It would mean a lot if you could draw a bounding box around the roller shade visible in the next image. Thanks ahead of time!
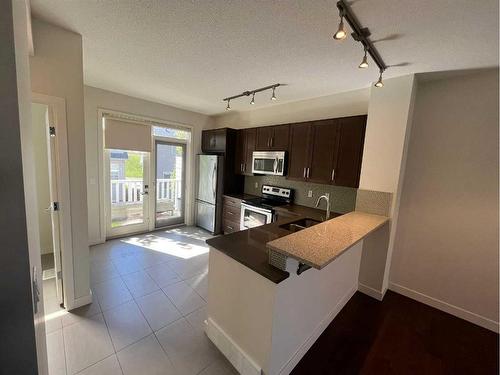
[104,118,151,152]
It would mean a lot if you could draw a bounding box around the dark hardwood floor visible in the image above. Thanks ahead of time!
[291,291,498,375]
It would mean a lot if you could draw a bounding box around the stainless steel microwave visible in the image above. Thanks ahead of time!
[252,151,286,176]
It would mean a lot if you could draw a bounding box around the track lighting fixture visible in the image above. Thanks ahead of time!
[333,13,347,40]
[222,84,280,110]
[334,0,388,87]
[358,47,369,68]
[374,70,384,88]
[271,86,277,101]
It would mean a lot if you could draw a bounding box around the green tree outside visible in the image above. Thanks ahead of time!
[125,154,143,178]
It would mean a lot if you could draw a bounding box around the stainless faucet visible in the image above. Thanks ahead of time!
[315,193,331,220]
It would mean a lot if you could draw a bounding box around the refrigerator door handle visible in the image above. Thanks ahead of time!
[212,164,217,201]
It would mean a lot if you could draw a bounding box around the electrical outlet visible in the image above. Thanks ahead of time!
[307,190,313,198]
[254,182,258,189]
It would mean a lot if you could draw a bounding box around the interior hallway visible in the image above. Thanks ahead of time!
[43,226,236,375]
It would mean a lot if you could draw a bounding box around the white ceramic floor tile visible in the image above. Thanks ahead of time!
[46,330,67,375]
[90,262,120,285]
[76,355,122,375]
[184,271,208,301]
[62,300,102,327]
[117,334,175,375]
[168,256,208,280]
[93,278,133,311]
[63,314,114,375]
[156,318,221,375]
[103,300,152,351]
[162,281,206,316]
[112,256,143,275]
[198,359,238,375]
[185,306,207,333]
[145,263,180,288]
[121,271,159,298]
[135,290,181,332]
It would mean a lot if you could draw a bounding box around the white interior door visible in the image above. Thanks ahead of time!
[105,149,150,238]
[45,106,64,305]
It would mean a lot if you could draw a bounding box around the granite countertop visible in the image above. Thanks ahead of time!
[267,211,389,269]
[206,203,337,283]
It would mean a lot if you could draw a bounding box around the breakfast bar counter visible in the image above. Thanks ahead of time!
[205,207,389,375]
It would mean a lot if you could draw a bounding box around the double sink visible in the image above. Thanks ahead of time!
[279,218,321,233]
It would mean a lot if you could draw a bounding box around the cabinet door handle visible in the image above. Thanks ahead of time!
[303,167,307,178]
[271,137,274,147]
[227,225,233,230]
[243,163,246,172]
[306,167,310,179]
[331,169,335,181]
[267,137,270,148]
[227,211,234,215]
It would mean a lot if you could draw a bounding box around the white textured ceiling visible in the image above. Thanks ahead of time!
[31,0,499,115]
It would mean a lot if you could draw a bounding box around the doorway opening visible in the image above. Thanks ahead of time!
[31,102,64,308]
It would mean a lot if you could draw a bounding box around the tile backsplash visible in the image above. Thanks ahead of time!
[244,175,357,214]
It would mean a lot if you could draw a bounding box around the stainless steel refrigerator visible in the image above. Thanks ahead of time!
[196,154,224,234]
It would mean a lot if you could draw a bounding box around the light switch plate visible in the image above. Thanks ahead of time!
[308,190,313,198]
[254,182,258,189]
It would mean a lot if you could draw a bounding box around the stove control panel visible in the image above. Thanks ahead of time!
[262,185,292,199]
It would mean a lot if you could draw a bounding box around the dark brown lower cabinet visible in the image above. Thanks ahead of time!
[222,195,242,234]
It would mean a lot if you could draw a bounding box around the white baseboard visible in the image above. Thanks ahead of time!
[389,282,499,333]
[278,284,358,375]
[358,282,386,301]
[66,290,93,311]
[206,317,262,375]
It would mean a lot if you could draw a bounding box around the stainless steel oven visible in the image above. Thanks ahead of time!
[240,203,273,230]
[252,151,286,176]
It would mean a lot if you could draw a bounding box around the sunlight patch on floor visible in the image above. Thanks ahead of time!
[121,234,209,259]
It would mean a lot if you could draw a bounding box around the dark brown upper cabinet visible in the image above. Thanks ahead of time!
[234,128,256,175]
[287,122,313,180]
[286,115,366,188]
[202,128,227,153]
[334,116,366,188]
[255,124,289,151]
[307,119,339,184]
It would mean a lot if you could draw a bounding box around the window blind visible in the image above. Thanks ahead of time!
[104,117,151,152]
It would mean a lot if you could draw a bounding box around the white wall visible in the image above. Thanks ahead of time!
[31,103,53,255]
[389,69,499,331]
[84,86,214,244]
[11,0,48,372]
[30,19,90,301]
[212,88,369,128]
[359,75,417,193]
[357,75,417,294]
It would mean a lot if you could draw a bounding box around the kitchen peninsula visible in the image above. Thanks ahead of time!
[205,208,388,375]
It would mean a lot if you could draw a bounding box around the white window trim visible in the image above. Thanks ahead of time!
[96,108,194,242]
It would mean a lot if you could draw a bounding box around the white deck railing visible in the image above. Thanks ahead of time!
[111,178,181,206]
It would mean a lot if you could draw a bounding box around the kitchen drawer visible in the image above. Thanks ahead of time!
[222,219,240,234]
[223,204,241,220]
[223,195,242,208]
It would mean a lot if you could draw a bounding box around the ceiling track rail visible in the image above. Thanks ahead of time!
[336,0,387,72]
[223,83,280,102]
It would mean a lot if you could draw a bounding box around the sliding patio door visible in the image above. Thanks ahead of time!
[105,149,150,237]
[154,140,186,227]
